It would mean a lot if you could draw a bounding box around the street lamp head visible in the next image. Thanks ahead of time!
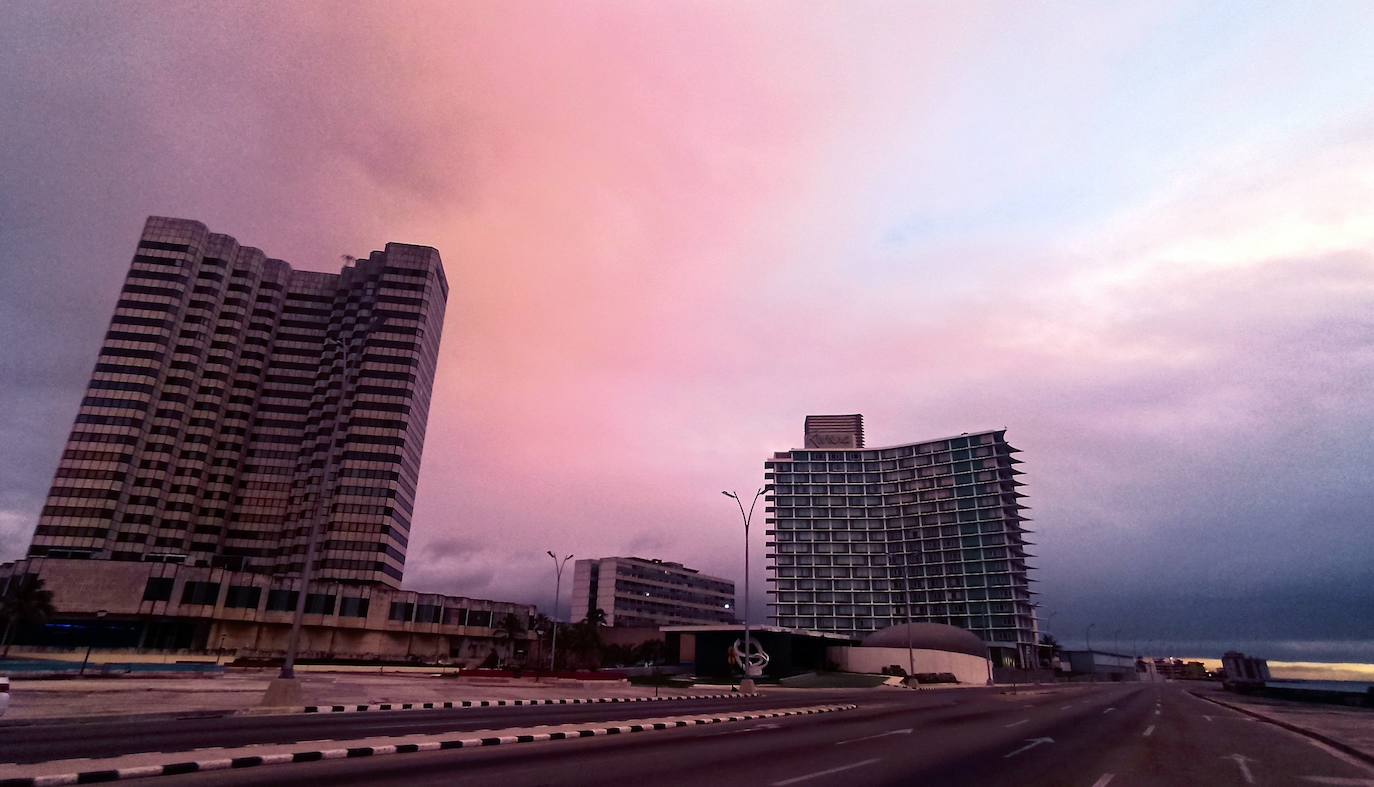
[722,491,737,499]
[547,550,556,559]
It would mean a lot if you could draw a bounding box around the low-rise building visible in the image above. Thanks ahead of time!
[569,557,736,627]
[1,557,532,666]
[1221,651,1271,686]
[1062,649,1138,681]
[1153,658,1209,680]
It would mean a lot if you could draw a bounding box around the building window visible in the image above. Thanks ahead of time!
[388,602,414,622]
[466,610,492,628]
[442,607,467,625]
[142,577,174,602]
[415,604,441,623]
[266,589,299,611]
[180,581,221,605]
[305,593,335,615]
[225,586,262,609]
[339,597,369,618]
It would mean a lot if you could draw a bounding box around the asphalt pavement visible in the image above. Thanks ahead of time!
[0,690,890,764]
[131,683,1374,787]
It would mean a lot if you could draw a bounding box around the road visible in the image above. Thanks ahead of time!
[0,691,885,764]
[6,684,1373,786]
[150,683,1374,786]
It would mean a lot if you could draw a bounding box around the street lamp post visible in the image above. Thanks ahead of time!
[279,337,350,682]
[723,489,763,691]
[547,551,572,672]
[266,318,383,705]
[902,535,917,681]
[80,610,108,676]
[1086,623,1096,682]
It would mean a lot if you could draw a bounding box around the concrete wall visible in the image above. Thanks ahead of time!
[827,646,990,685]
[1,558,533,665]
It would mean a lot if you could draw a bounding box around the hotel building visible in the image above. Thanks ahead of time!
[5,217,533,663]
[569,557,737,627]
[765,415,1038,667]
[28,216,445,587]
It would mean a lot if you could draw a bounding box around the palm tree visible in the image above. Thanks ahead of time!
[529,613,553,667]
[583,607,607,627]
[493,612,527,665]
[634,639,666,666]
[1,575,57,658]
[1039,634,1062,669]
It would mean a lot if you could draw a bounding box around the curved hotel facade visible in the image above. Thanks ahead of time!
[765,415,1038,667]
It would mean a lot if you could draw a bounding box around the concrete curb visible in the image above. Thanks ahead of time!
[0,692,754,727]
[0,703,857,787]
[1190,691,1374,766]
[280,691,752,715]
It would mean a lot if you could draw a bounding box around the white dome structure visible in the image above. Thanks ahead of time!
[826,623,991,684]
[861,623,989,658]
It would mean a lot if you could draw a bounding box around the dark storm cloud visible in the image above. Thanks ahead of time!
[3,1,1373,666]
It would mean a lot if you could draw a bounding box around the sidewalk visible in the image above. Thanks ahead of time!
[1190,684,1374,764]
[0,671,743,723]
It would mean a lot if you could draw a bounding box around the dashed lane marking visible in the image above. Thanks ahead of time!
[1091,775,1116,787]
[1102,707,1116,714]
[1004,719,1029,728]
[1143,725,1156,737]
[771,758,882,786]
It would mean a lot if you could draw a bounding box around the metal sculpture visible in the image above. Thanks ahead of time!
[730,637,770,677]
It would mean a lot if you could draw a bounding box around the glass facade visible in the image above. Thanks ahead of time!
[28,217,448,588]
[765,421,1038,666]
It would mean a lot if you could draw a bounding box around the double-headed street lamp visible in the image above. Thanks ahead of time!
[547,551,573,671]
[722,489,763,688]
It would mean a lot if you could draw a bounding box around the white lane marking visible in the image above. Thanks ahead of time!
[1203,715,1214,722]
[1091,775,1116,787]
[1102,707,1116,714]
[1301,778,1374,785]
[1003,737,1054,759]
[1225,754,1257,785]
[836,728,913,745]
[771,758,882,786]
[705,722,782,738]
[1304,737,1374,777]
[1004,719,1029,728]
[1143,725,1156,737]
[1060,705,1073,710]
[1155,708,1162,715]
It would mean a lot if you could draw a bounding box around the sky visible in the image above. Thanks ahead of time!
[2,2,1372,665]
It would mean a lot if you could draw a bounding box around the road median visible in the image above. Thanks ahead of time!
[0,703,856,786]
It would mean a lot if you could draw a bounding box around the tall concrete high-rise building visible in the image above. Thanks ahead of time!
[28,217,447,588]
[765,415,1038,667]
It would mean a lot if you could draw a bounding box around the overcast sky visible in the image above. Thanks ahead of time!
[2,2,1372,664]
